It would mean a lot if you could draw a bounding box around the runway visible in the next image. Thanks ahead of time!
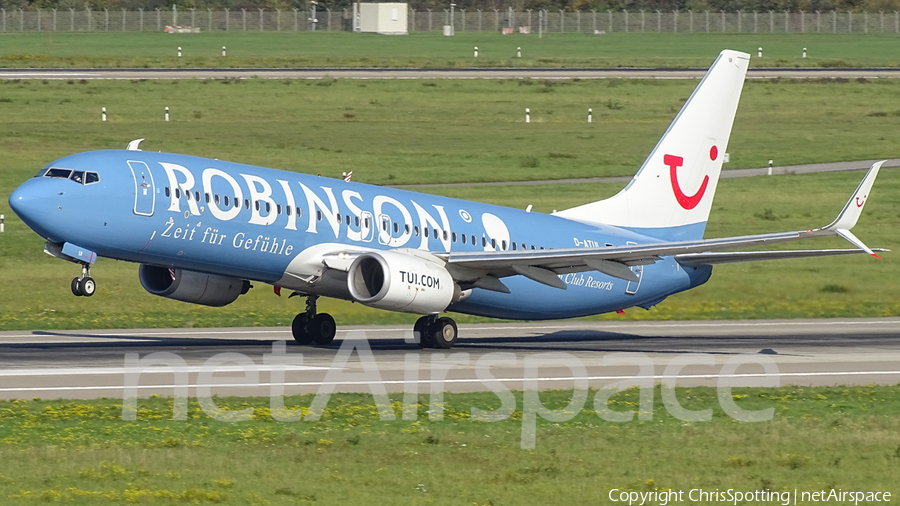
[2,67,900,80]
[1,318,899,400]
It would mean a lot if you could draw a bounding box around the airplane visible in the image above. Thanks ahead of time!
[8,49,887,349]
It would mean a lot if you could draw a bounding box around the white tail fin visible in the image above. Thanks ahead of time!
[555,50,750,240]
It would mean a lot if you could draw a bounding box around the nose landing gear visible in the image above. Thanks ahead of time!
[71,263,96,297]
[291,295,336,346]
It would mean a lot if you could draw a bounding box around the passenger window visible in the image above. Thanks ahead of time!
[471,235,476,245]
[224,196,229,207]
[462,234,467,245]
[195,191,200,202]
[354,216,359,227]
[175,188,182,199]
[405,224,410,234]
[165,187,171,197]
[245,199,250,210]
[286,206,292,216]
[414,226,420,236]
[492,238,497,249]
[317,210,322,221]
[336,213,342,223]
[296,208,302,218]
[277,204,283,215]
[265,202,271,213]
[346,215,351,226]
[512,242,517,251]
[234,197,240,208]
[204,193,210,203]
[214,194,220,205]
[364,217,369,227]
[531,245,536,250]
[255,201,260,211]
[424,228,429,238]
[482,237,487,247]
[382,220,388,231]
[393,222,399,234]
[452,232,457,242]
[501,240,507,250]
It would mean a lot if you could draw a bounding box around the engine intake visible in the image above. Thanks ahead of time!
[347,250,456,314]
[139,264,249,307]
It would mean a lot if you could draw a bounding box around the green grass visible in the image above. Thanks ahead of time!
[1,78,899,329]
[0,386,899,504]
[3,31,900,68]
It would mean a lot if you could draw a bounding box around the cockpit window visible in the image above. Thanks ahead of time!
[40,168,100,185]
[44,168,73,179]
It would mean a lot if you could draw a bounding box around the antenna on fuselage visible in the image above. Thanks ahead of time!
[126,139,145,151]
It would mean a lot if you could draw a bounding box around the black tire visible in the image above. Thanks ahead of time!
[430,317,458,349]
[291,314,313,345]
[71,278,83,297]
[79,277,96,297]
[414,316,432,348]
[310,313,337,345]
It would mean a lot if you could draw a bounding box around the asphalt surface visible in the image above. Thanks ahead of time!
[2,67,900,80]
[1,318,899,400]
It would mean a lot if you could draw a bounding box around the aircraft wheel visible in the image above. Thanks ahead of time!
[71,278,83,297]
[291,314,313,345]
[430,317,458,350]
[78,277,96,297]
[310,313,336,346]
[415,316,434,348]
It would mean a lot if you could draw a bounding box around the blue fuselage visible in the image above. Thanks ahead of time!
[10,150,712,320]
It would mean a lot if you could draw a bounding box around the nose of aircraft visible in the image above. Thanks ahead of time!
[9,180,51,238]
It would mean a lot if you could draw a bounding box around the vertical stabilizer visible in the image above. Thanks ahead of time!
[554,50,750,240]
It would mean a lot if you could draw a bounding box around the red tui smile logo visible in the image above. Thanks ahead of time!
[665,153,709,210]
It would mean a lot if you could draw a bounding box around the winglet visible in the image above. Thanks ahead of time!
[126,139,145,151]
[824,160,883,232]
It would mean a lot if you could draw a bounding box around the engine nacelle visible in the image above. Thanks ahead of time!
[347,250,456,314]
[139,264,248,307]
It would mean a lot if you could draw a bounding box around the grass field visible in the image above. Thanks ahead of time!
[1,77,899,329]
[2,31,900,68]
[0,385,898,504]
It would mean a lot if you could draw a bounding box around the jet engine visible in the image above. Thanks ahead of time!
[347,250,457,314]
[139,264,249,307]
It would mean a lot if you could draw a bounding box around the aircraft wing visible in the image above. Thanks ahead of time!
[440,161,886,292]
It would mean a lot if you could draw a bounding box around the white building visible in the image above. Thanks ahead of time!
[353,3,408,34]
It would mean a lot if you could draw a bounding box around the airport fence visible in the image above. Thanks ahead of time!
[1,8,899,34]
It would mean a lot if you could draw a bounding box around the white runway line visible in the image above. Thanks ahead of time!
[2,370,899,393]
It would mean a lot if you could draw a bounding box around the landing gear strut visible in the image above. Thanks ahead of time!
[291,295,336,346]
[70,263,96,297]
[415,315,458,349]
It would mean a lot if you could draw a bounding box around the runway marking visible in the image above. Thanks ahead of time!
[0,365,329,377]
[1,370,899,393]
[2,319,898,340]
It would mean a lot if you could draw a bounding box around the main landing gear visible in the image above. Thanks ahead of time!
[414,315,458,349]
[291,295,336,346]
[70,263,96,297]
